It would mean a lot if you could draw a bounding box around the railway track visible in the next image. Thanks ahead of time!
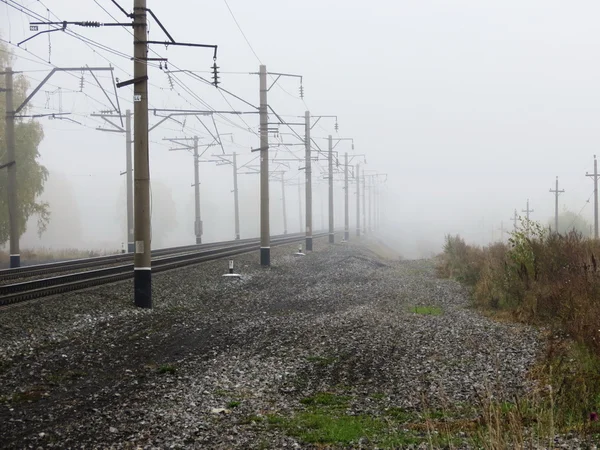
[0,233,321,308]
[0,234,301,282]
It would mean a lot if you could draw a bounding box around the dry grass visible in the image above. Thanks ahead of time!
[438,228,600,441]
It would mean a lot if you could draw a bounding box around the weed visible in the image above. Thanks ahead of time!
[300,392,350,408]
[227,400,240,409]
[157,364,177,375]
[411,305,442,315]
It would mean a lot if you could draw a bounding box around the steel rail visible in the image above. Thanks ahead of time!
[0,233,326,308]
[0,233,306,281]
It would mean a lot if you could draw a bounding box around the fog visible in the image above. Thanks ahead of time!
[4,0,600,259]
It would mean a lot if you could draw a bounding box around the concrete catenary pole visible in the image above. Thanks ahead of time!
[125,110,134,253]
[4,68,19,268]
[586,155,599,239]
[193,136,202,244]
[281,173,288,235]
[304,111,312,250]
[328,135,334,243]
[362,174,367,235]
[297,181,303,233]
[356,163,360,237]
[368,177,372,233]
[549,176,564,234]
[344,152,349,241]
[259,65,270,265]
[133,0,152,308]
[232,152,240,240]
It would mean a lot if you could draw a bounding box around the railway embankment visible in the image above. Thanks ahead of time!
[1,238,585,448]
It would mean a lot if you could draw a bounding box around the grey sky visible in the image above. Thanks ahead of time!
[2,1,600,255]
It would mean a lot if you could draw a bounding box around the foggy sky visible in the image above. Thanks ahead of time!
[3,1,600,257]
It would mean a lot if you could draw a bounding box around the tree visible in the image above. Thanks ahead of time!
[0,40,49,245]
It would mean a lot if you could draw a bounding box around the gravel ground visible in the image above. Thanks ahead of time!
[0,238,592,449]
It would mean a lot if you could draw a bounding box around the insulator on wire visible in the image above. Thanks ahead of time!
[79,73,84,92]
[334,122,339,132]
[299,84,304,99]
[212,62,220,87]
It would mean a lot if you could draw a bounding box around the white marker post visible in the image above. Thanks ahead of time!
[222,259,241,279]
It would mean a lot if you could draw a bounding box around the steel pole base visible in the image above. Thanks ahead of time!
[134,269,152,308]
[306,236,313,251]
[235,234,240,240]
[356,229,361,237]
[127,242,135,253]
[260,247,270,266]
[329,233,334,244]
[344,231,349,241]
[9,254,20,268]
[196,237,202,245]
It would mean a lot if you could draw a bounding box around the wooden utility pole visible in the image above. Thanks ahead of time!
[586,155,599,239]
[522,199,534,236]
[549,176,564,234]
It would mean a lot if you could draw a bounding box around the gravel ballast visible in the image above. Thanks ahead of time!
[0,238,552,448]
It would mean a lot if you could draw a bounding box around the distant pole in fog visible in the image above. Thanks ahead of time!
[304,111,313,250]
[233,152,240,240]
[522,199,534,236]
[549,176,564,235]
[281,173,288,235]
[297,181,303,233]
[90,109,134,252]
[344,152,349,241]
[586,155,599,239]
[328,135,334,243]
[193,137,202,244]
[511,209,518,231]
[356,163,361,237]
[362,174,367,235]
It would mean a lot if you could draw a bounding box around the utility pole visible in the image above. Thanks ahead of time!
[549,176,564,234]
[328,135,334,243]
[586,155,599,239]
[125,110,133,252]
[522,199,534,236]
[281,173,288,235]
[362,174,367,235]
[233,152,240,240]
[356,163,361,237]
[297,181,303,233]
[510,210,517,232]
[133,0,151,307]
[193,137,202,244]
[344,152,349,241]
[92,109,134,252]
[305,111,313,250]
[4,68,18,268]
[259,65,270,265]
[368,177,372,232]
[163,136,204,244]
